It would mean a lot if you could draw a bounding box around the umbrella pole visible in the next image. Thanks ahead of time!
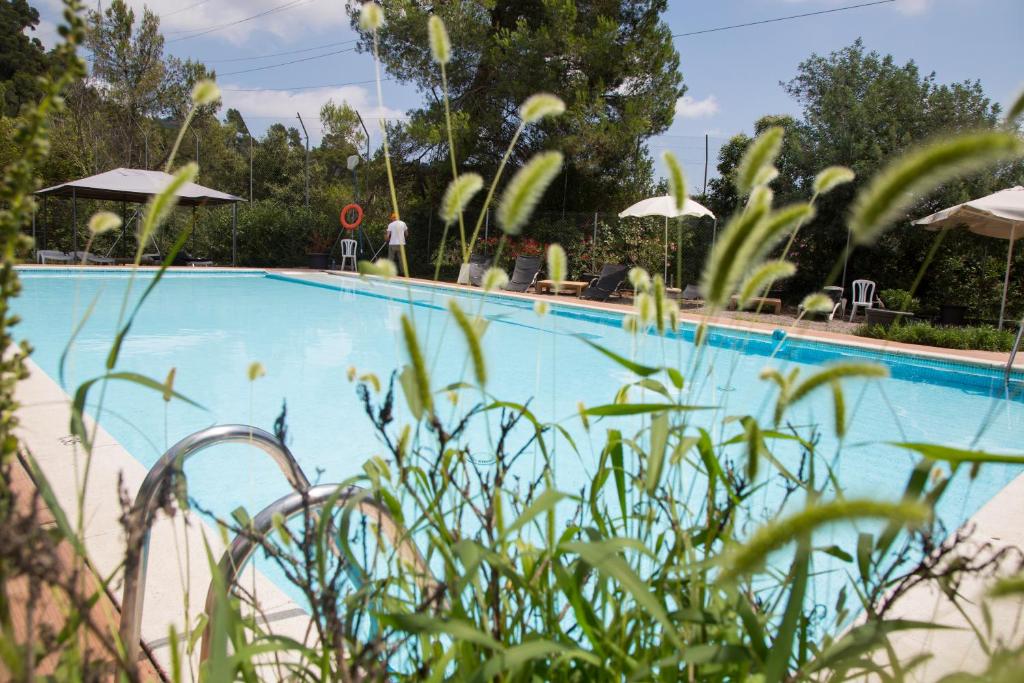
[72,187,77,258]
[664,216,669,284]
[841,226,852,294]
[999,231,1015,330]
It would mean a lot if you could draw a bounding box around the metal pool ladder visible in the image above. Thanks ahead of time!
[1007,321,1023,383]
[118,424,426,669]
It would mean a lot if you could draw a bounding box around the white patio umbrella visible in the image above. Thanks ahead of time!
[913,186,1024,329]
[618,195,716,285]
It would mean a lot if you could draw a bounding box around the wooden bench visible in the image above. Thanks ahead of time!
[729,295,783,314]
[536,279,589,296]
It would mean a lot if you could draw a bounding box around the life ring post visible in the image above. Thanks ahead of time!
[340,203,364,230]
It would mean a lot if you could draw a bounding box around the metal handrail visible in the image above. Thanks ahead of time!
[199,483,433,663]
[1007,320,1024,382]
[120,425,311,666]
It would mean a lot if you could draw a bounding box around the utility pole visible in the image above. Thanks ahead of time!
[237,113,254,202]
[703,133,709,197]
[134,119,150,169]
[190,128,199,169]
[296,112,310,208]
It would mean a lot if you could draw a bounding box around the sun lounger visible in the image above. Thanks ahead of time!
[581,264,628,301]
[503,255,542,292]
[467,254,492,287]
[36,250,73,264]
[72,251,117,265]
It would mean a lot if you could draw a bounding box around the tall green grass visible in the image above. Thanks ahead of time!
[1,3,1024,682]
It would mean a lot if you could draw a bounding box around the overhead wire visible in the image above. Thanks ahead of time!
[221,78,393,92]
[204,39,357,64]
[672,0,896,38]
[166,0,316,42]
[161,0,212,19]
[216,47,356,77]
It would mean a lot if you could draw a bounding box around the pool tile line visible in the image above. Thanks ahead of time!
[272,271,1024,397]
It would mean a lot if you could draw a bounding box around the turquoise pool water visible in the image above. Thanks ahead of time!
[14,268,1024,604]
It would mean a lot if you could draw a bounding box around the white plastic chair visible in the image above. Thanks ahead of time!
[848,279,876,321]
[340,239,357,271]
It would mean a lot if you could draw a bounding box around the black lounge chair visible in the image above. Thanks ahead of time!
[467,254,492,287]
[171,249,214,267]
[581,263,628,301]
[504,255,542,292]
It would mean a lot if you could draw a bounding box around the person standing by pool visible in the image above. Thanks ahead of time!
[385,212,409,275]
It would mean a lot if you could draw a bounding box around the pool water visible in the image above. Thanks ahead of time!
[15,269,1024,608]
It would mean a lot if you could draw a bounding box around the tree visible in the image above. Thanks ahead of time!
[0,0,50,116]
[87,1,165,119]
[349,0,683,212]
[318,99,365,181]
[708,39,1024,318]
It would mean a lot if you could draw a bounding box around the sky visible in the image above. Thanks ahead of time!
[28,0,1024,192]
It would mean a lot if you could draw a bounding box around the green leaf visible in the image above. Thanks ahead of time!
[578,336,659,376]
[849,131,1024,244]
[608,429,627,524]
[564,539,682,648]
[583,403,712,417]
[764,537,811,683]
[891,442,1024,466]
[59,292,98,387]
[808,620,954,673]
[645,412,668,494]
[379,613,502,651]
[399,365,424,420]
[665,367,684,389]
[475,641,598,682]
[501,489,567,542]
[820,545,853,562]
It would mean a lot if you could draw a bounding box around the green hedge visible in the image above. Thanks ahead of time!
[854,321,1016,352]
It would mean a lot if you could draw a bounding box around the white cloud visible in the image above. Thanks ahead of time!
[893,0,932,15]
[674,94,719,120]
[780,0,930,16]
[149,0,354,46]
[219,83,405,145]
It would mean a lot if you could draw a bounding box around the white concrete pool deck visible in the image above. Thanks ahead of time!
[15,359,315,679]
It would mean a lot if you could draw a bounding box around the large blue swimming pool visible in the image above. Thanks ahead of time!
[15,268,1024,606]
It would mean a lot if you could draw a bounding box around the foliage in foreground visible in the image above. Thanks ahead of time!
[855,320,1017,352]
[2,3,1024,683]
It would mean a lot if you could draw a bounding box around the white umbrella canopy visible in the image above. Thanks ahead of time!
[913,186,1024,328]
[618,195,716,285]
[618,195,716,220]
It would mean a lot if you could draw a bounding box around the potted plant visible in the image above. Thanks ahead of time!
[866,288,920,328]
[307,227,336,269]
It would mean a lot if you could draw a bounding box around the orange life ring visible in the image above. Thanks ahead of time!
[340,203,363,230]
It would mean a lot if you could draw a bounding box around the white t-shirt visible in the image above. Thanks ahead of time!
[387,220,408,246]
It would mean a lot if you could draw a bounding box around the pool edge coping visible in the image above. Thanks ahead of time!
[280,269,1024,378]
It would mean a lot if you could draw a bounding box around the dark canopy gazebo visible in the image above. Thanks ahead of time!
[35,167,246,264]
